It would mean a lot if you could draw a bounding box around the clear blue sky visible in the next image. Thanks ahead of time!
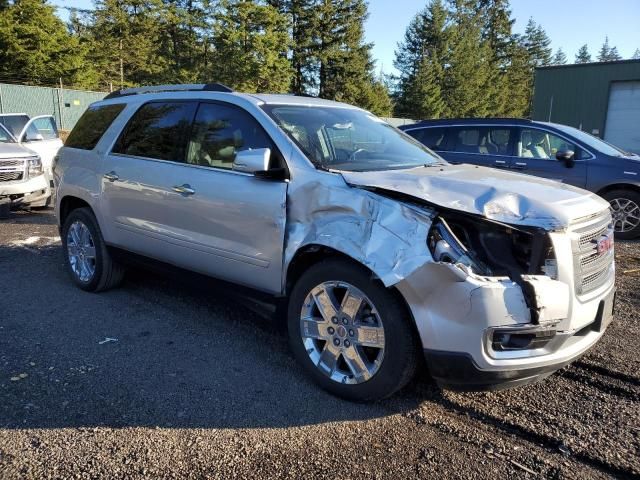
[53,0,640,75]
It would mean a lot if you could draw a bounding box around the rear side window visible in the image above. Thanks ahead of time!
[450,127,512,155]
[66,104,126,150]
[113,102,197,162]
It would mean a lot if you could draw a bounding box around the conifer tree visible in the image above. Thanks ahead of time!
[210,0,291,93]
[575,44,591,63]
[551,48,567,65]
[633,48,640,60]
[523,18,552,67]
[0,0,92,86]
[598,37,622,62]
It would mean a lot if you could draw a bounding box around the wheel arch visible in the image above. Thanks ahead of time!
[285,243,422,345]
[58,195,93,226]
[596,183,640,198]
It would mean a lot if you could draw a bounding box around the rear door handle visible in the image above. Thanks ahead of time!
[512,162,528,169]
[172,184,196,196]
[104,171,119,182]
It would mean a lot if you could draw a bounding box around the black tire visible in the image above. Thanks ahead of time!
[603,189,640,240]
[61,207,125,292]
[287,259,420,401]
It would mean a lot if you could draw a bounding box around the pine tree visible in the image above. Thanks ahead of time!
[575,44,591,63]
[598,36,622,62]
[156,0,209,83]
[501,35,531,117]
[0,0,93,87]
[633,48,640,60]
[393,0,449,118]
[210,0,291,93]
[88,0,167,89]
[267,0,316,94]
[551,48,567,65]
[443,0,494,117]
[523,18,551,67]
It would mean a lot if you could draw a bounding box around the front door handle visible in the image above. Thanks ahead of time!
[172,184,196,196]
[104,171,119,182]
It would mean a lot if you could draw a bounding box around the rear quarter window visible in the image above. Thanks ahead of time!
[65,104,126,150]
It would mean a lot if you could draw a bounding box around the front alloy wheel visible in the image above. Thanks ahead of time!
[300,281,385,385]
[288,260,419,401]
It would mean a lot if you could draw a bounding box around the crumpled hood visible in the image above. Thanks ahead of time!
[341,163,609,230]
[0,143,35,159]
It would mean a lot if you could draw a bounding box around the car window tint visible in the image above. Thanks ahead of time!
[518,128,577,160]
[113,102,197,162]
[186,103,274,170]
[487,128,511,155]
[66,104,126,150]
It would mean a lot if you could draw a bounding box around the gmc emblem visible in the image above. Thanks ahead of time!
[596,234,614,254]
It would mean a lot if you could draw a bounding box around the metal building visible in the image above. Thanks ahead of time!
[532,59,640,154]
[0,83,107,131]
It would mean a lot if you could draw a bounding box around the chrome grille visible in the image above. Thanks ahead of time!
[0,159,24,167]
[572,209,614,295]
[0,171,23,182]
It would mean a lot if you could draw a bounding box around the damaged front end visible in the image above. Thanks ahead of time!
[425,210,564,354]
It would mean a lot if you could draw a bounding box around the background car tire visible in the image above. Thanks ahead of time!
[603,189,640,240]
[61,207,125,292]
[287,259,420,401]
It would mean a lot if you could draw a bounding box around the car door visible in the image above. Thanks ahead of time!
[512,127,588,187]
[17,116,64,183]
[444,126,515,169]
[100,100,287,293]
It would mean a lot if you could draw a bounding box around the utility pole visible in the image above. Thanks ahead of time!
[58,77,65,131]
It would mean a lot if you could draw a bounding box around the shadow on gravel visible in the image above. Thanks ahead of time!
[0,208,57,226]
[0,243,425,432]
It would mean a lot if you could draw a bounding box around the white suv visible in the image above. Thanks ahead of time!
[54,84,616,401]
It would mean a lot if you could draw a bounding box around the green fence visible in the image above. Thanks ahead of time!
[0,83,107,131]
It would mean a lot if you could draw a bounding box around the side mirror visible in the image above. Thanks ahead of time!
[232,148,270,174]
[556,150,575,168]
[23,132,44,142]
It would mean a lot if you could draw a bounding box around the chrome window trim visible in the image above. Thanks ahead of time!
[109,152,258,178]
[402,124,597,161]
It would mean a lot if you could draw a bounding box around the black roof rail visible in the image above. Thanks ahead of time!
[104,83,233,100]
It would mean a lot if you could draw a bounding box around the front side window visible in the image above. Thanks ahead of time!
[517,128,577,160]
[262,105,443,172]
[30,117,59,140]
[186,103,274,169]
[407,127,448,150]
[113,102,197,162]
[66,104,126,150]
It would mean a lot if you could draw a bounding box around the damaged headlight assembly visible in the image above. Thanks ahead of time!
[427,213,559,353]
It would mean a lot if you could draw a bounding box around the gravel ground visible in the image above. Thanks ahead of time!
[0,209,638,479]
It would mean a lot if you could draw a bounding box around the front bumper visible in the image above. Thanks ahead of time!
[424,296,612,390]
[396,260,615,391]
[0,174,50,207]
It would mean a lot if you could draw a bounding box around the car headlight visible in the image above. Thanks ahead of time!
[27,157,42,177]
[427,214,556,279]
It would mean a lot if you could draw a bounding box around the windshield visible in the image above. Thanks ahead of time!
[550,123,630,157]
[0,114,29,138]
[0,124,15,143]
[262,105,444,171]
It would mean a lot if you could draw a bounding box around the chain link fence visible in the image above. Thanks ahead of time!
[0,83,107,131]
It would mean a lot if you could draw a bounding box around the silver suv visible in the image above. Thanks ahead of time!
[54,84,616,401]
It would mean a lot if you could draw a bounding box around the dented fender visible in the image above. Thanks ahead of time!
[283,174,436,289]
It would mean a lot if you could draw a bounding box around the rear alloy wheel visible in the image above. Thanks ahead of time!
[61,207,125,291]
[604,190,640,239]
[288,260,419,401]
